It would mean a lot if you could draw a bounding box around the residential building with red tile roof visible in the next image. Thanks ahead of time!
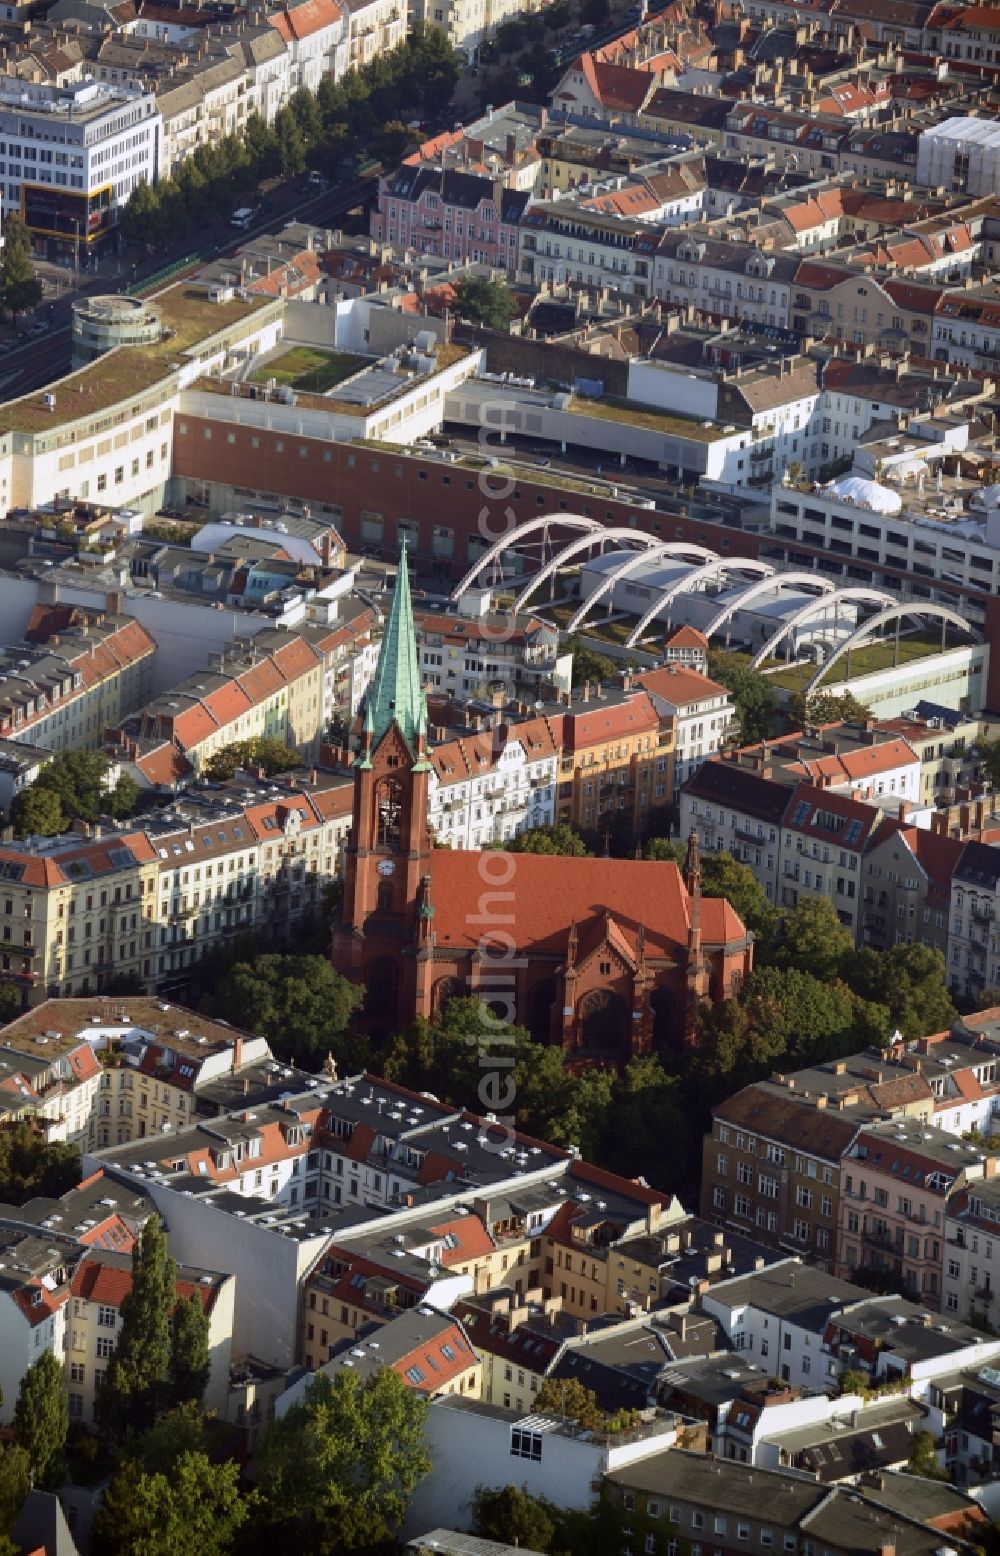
[634,665,736,801]
[67,1246,235,1423]
[113,624,329,772]
[0,769,353,1008]
[0,609,156,759]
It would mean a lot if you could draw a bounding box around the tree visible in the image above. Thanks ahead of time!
[98,1216,176,1442]
[11,749,139,837]
[202,737,301,782]
[12,1351,68,1488]
[452,276,518,331]
[8,785,64,837]
[274,107,307,176]
[169,1293,210,1410]
[121,181,161,247]
[92,1451,247,1556]
[138,1403,210,1476]
[534,1377,605,1431]
[645,837,684,864]
[254,1368,430,1553]
[288,86,324,145]
[199,954,363,1068]
[838,1367,869,1397]
[842,943,955,1039]
[772,895,853,981]
[473,1485,556,1551]
[707,655,776,745]
[787,689,872,729]
[702,852,777,946]
[0,216,42,320]
[907,1429,947,1481]
[0,1444,29,1549]
[566,635,616,687]
[508,823,589,856]
[0,1123,79,1203]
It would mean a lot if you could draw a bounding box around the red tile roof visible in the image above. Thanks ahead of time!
[425,851,746,957]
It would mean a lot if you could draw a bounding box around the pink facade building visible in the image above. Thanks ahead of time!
[837,1117,989,1308]
[371,165,529,268]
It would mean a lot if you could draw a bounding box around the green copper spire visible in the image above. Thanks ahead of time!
[362,539,428,759]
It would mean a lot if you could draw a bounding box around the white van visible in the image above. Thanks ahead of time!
[231,207,256,229]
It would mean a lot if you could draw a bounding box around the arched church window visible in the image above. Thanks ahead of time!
[376,777,403,850]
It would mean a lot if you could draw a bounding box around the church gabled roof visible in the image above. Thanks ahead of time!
[361,540,428,760]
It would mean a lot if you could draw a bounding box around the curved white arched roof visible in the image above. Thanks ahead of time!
[827,475,902,515]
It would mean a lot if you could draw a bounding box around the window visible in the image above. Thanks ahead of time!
[510,1428,542,1460]
[98,1305,116,1327]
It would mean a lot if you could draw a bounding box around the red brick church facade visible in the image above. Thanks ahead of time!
[331,549,753,1060]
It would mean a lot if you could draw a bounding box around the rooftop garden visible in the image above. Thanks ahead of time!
[571,394,728,442]
[249,346,369,393]
[762,632,948,692]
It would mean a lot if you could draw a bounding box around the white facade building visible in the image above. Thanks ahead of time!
[916,118,1000,199]
[427,725,559,850]
[0,76,160,260]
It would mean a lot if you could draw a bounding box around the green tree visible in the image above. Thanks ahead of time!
[0,1444,29,1544]
[838,1367,869,1397]
[92,1451,247,1556]
[169,1293,210,1410]
[508,823,589,856]
[702,852,777,946]
[473,1485,556,1551]
[98,1217,176,1442]
[0,215,42,319]
[106,771,141,821]
[244,112,281,178]
[452,276,518,331]
[254,1368,430,1553]
[202,737,301,781]
[274,107,307,176]
[707,655,776,745]
[645,837,684,864]
[12,1351,68,1488]
[979,736,1000,789]
[907,1429,947,1480]
[773,895,853,981]
[9,785,64,837]
[788,688,872,729]
[375,119,420,164]
[0,1123,79,1202]
[842,943,955,1039]
[199,954,363,1068]
[566,635,616,687]
[121,181,162,247]
[534,1376,604,1430]
[138,1403,210,1476]
[288,86,324,145]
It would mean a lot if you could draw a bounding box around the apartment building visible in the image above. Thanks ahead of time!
[861,818,961,957]
[520,202,658,296]
[943,1177,1000,1326]
[67,1247,234,1423]
[0,608,156,756]
[702,1086,862,1270]
[634,665,735,801]
[342,0,406,69]
[0,996,274,1147]
[651,230,798,328]
[837,1119,989,1305]
[0,75,160,259]
[415,609,569,701]
[555,684,673,836]
[372,165,529,268]
[0,772,352,1005]
[427,714,560,850]
[284,1305,480,1412]
[948,839,1000,1002]
[268,0,348,93]
[117,627,330,772]
[453,1293,569,1414]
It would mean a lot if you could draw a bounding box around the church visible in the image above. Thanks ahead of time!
[331,547,753,1060]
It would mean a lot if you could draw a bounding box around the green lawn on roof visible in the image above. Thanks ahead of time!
[249,346,368,393]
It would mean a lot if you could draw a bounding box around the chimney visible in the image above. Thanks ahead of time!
[233,1036,243,1071]
[898,800,909,824]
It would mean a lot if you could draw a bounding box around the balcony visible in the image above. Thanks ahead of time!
[976,1286,995,1304]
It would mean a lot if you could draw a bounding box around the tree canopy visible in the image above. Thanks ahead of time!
[198,953,364,1068]
[707,654,776,745]
[0,1123,80,1204]
[98,1216,176,1442]
[0,216,42,320]
[452,277,518,331]
[13,1351,68,1488]
[10,750,139,837]
[507,823,590,856]
[787,688,872,729]
[202,737,301,782]
[473,1485,557,1552]
[253,1368,430,1553]
[92,1451,247,1556]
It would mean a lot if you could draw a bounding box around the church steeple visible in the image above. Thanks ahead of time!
[360,539,428,765]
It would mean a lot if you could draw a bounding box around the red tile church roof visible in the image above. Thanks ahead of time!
[425,853,746,956]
